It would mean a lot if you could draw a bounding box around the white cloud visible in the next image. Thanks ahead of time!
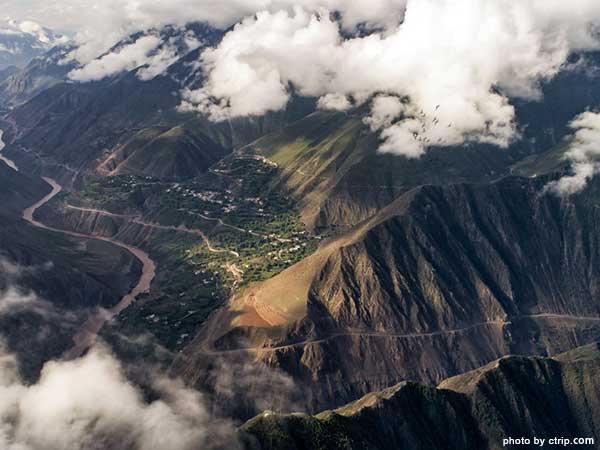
[364,95,405,131]
[0,288,54,318]
[0,259,60,319]
[363,96,434,157]
[69,35,163,82]
[0,345,239,450]
[4,0,406,67]
[68,29,206,83]
[16,20,68,45]
[317,93,351,111]
[69,25,207,83]
[8,0,406,33]
[545,112,600,196]
[6,0,600,156]
[135,44,181,81]
[184,0,600,157]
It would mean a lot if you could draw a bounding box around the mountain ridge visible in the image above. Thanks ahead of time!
[0,19,66,69]
[176,171,600,412]
[241,343,600,450]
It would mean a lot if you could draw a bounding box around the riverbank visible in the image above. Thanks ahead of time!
[22,176,157,359]
[0,130,18,171]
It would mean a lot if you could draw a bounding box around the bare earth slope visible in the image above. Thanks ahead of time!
[177,174,600,412]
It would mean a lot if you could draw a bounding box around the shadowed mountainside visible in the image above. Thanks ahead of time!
[250,54,600,230]
[0,45,76,107]
[0,158,141,380]
[0,24,316,183]
[242,343,600,450]
[177,173,600,412]
[4,28,600,440]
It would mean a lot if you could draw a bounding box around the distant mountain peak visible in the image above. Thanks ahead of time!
[10,19,68,45]
[0,19,68,69]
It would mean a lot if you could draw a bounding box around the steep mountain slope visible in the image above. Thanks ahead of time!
[306,177,600,332]
[98,121,232,179]
[0,157,49,213]
[0,45,75,107]
[177,172,600,412]
[0,25,316,183]
[0,160,141,380]
[242,343,600,450]
[251,110,515,230]
[0,65,18,82]
[250,53,600,230]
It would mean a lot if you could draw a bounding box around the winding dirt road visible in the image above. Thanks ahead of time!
[66,203,246,290]
[14,145,600,360]
[198,313,600,356]
[22,177,157,360]
[66,204,240,257]
[183,209,292,243]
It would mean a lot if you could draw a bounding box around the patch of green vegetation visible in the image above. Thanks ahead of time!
[72,174,162,212]
[69,153,320,350]
[510,141,570,178]
[112,233,229,350]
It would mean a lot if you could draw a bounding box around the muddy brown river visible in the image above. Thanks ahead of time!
[22,176,157,360]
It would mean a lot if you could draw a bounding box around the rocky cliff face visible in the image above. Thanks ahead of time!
[274,176,600,408]
[310,177,600,332]
[242,343,600,450]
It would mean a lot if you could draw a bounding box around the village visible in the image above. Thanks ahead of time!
[71,152,320,349]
